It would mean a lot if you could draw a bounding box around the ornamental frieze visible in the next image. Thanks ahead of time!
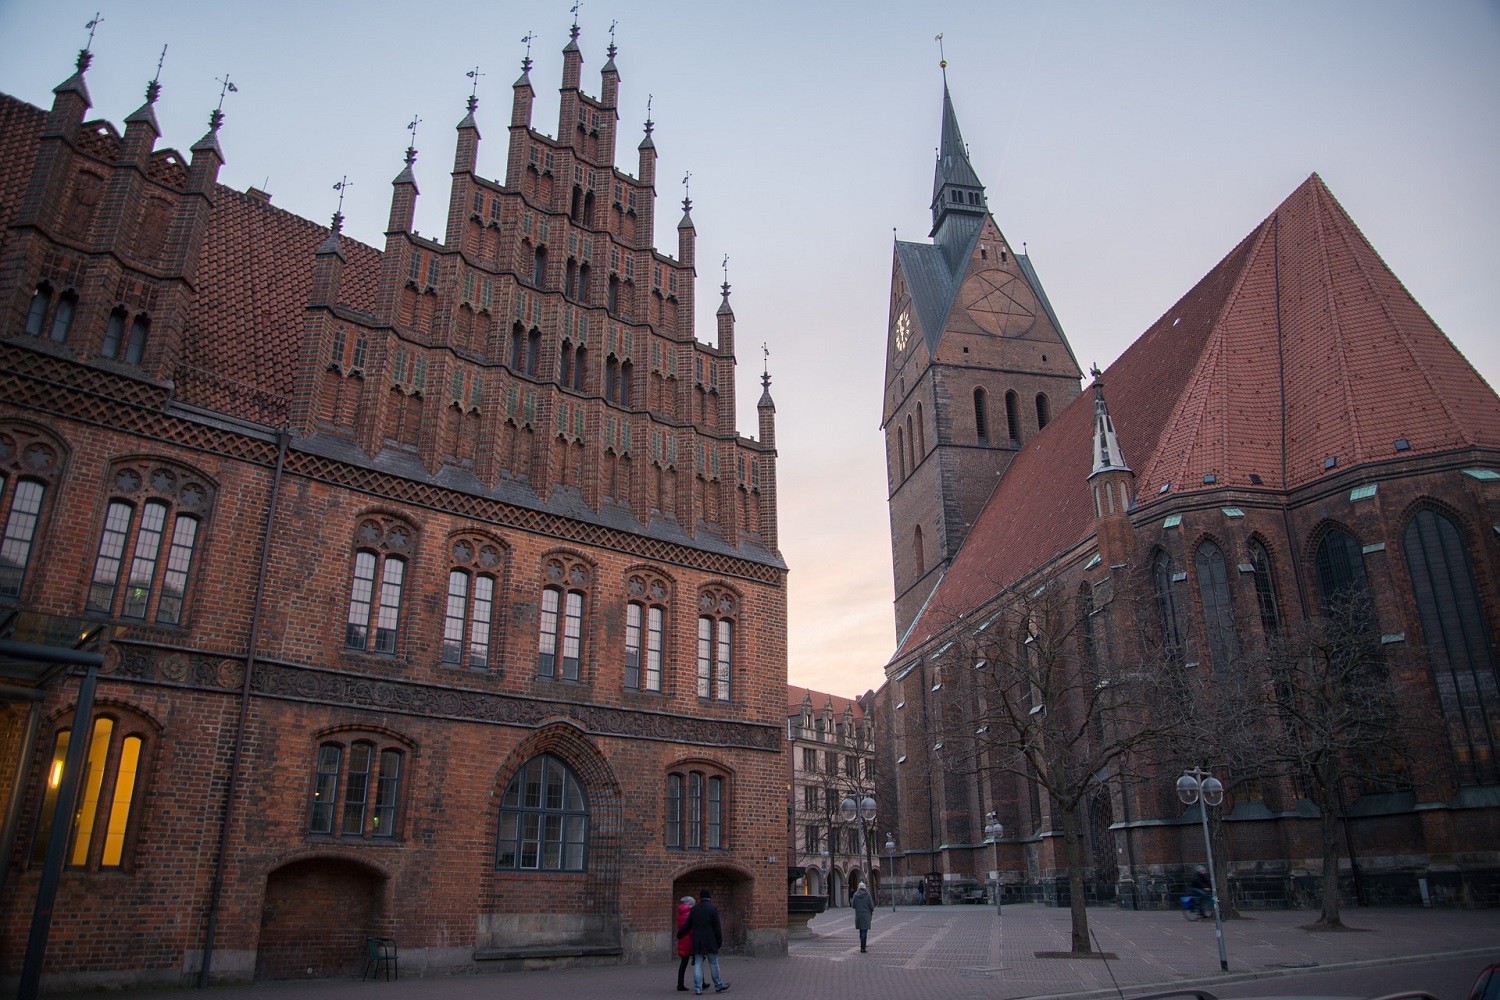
[103,643,781,752]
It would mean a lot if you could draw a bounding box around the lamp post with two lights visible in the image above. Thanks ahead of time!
[1176,767,1228,971]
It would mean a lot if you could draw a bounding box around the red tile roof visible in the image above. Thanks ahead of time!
[896,174,1500,659]
[184,185,383,399]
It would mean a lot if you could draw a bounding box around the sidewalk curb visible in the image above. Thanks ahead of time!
[1033,947,1500,1000]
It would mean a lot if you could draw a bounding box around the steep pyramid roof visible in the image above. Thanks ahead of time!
[894,173,1500,658]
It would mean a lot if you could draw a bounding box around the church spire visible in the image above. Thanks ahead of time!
[1088,371,1130,477]
[929,83,987,237]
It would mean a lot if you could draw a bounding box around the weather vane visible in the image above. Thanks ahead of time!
[466,66,484,99]
[722,254,729,284]
[407,115,422,148]
[935,32,947,70]
[84,12,104,52]
[682,171,691,199]
[1090,363,1102,380]
[146,43,167,103]
[608,19,618,54]
[214,74,238,112]
[762,342,770,377]
[521,32,535,72]
[331,176,352,231]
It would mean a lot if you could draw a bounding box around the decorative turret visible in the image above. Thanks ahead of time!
[446,83,482,245]
[637,109,656,194]
[121,73,163,166]
[49,46,94,128]
[506,45,535,186]
[558,21,583,140]
[677,190,695,265]
[757,361,778,547]
[375,142,420,324]
[311,194,348,305]
[185,86,229,195]
[598,32,619,164]
[1085,370,1137,569]
[388,141,419,235]
[716,270,736,434]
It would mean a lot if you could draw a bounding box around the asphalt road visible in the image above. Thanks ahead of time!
[1213,956,1487,1000]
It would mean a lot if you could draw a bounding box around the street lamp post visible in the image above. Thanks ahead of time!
[984,812,1004,915]
[1177,767,1228,972]
[840,791,877,899]
[884,833,897,912]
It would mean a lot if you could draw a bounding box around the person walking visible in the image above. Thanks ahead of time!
[677,889,730,994]
[674,895,695,991]
[851,882,874,952]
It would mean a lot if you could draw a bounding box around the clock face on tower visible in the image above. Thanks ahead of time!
[894,307,912,353]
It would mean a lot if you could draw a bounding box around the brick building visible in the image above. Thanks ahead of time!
[876,84,1500,907]
[784,686,878,907]
[0,24,788,991]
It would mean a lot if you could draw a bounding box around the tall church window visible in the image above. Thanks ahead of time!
[101,310,149,364]
[24,283,51,336]
[1248,538,1281,635]
[1313,527,1377,633]
[666,765,729,850]
[916,402,926,456]
[905,414,915,471]
[1402,508,1499,786]
[896,426,907,480]
[1005,391,1020,445]
[913,526,924,577]
[532,245,547,287]
[1195,540,1238,669]
[49,292,77,342]
[0,425,62,599]
[974,387,989,443]
[1035,393,1051,430]
[1152,549,1183,660]
[497,753,589,871]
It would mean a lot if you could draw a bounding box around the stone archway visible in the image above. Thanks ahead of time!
[256,857,385,979]
[672,864,754,954]
[805,867,825,895]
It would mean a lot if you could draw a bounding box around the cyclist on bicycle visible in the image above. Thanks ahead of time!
[1188,865,1212,915]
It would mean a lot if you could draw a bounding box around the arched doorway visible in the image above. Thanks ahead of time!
[256,857,385,979]
[672,865,754,954]
[805,867,824,895]
[829,868,845,907]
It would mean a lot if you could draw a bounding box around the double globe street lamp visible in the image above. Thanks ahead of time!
[1176,767,1228,971]
[840,792,877,899]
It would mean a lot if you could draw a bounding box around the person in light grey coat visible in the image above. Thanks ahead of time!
[851,882,875,952]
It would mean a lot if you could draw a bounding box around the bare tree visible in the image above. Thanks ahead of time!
[931,572,1190,955]
[1249,591,1412,929]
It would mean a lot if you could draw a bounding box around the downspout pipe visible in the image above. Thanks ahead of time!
[198,429,288,987]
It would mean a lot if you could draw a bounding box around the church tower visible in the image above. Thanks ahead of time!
[883,81,1083,640]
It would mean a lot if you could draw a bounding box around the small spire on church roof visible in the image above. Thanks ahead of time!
[718,256,733,315]
[1088,370,1131,478]
[605,19,618,63]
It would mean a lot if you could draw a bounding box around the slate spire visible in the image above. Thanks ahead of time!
[930,83,987,237]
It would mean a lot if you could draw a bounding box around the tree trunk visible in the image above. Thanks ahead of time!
[1312,773,1344,928]
[1061,804,1092,953]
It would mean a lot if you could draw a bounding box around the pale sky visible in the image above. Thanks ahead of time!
[3,1,1497,700]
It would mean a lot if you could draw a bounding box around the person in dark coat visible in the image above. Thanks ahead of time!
[851,882,874,952]
[675,895,695,991]
[676,888,729,994]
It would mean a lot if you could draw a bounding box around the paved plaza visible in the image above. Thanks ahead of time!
[38,904,1500,1000]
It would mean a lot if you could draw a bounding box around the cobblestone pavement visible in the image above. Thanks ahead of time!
[34,904,1500,1000]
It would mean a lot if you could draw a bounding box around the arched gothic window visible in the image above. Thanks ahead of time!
[442,535,506,670]
[1403,508,1500,786]
[496,754,589,871]
[32,711,152,870]
[625,569,670,692]
[344,515,414,654]
[1152,549,1183,659]
[1005,390,1020,444]
[697,586,736,701]
[1247,539,1281,635]
[538,554,591,681]
[1195,540,1238,669]
[86,461,212,625]
[974,387,989,443]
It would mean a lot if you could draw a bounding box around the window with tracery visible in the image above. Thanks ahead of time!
[86,461,211,625]
[696,586,737,701]
[625,569,669,692]
[1151,549,1182,659]
[344,515,415,654]
[442,535,506,670]
[665,764,728,850]
[1195,540,1238,669]
[538,553,591,681]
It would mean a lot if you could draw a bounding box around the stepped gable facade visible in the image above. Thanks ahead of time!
[877,89,1500,909]
[0,26,787,991]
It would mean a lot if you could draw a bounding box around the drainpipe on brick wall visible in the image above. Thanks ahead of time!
[199,429,288,987]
